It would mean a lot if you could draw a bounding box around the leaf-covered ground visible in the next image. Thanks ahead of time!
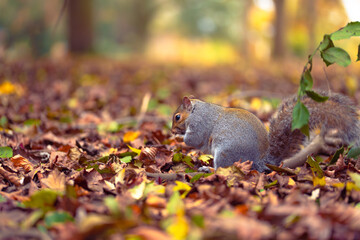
[1,59,360,240]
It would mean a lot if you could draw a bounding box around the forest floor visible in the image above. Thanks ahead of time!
[1,57,360,239]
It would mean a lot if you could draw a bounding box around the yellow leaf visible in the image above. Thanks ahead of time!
[346,76,358,95]
[173,181,191,198]
[123,131,141,143]
[198,154,213,164]
[166,215,189,240]
[144,182,165,196]
[250,98,262,111]
[128,145,141,155]
[0,80,16,95]
[115,168,126,185]
[288,177,296,186]
[332,182,345,189]
[129,181,146,200]
[102,148,118,156]
[313,176,326,187]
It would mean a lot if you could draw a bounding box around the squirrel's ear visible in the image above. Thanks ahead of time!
[182,96,192,111]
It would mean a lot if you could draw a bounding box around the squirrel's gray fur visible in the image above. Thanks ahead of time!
[174,91,360,172]
[183,99,269,171]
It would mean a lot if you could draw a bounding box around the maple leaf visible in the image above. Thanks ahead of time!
[41,169,66,193]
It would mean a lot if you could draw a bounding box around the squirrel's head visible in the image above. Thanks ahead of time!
[171,96,193,137]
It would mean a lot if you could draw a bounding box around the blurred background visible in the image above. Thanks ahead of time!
[0,0,359,63]
[0,0,360,125]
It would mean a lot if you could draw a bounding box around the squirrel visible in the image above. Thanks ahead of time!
[171,91,360,172]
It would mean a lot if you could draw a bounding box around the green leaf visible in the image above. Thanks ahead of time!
[0,116,8,128]
[319,34,334,51]
[172,153,183,163]
[24,119,41,126]
[23,189,59,212]
[264,180,278,189]
[321,47,351,67]
[305,90,329,102]
[299,124,310,138]
[0,194,6,203]
[167,191,184,215]
[191,214,204,228]
[306,156,324,178]
[104,196,120,216]
[44,211,73,228]
[299,70,313,95]
[0,146,13,158]
[329,146,344,165]
[291,101,310,131]
[349,171,360,188]
[347,147,360,159]
[331,22,360,40]
[190,173,213,183]
[183,156,194,168]
[120,155,132,163]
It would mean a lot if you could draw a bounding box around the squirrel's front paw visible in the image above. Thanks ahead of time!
[198,166,212,173]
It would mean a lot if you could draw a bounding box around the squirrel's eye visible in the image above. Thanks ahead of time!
[175,114,181,121]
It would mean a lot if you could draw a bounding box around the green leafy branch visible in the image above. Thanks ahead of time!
[292,22,360,136]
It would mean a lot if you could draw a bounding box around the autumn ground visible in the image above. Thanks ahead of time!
[1,57,360,240]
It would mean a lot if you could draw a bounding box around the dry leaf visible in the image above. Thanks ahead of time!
[11,154,34,173]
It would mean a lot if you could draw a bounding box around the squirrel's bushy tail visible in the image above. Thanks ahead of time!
[263,91,360,170]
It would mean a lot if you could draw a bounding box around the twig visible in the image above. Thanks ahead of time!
[146,172,204,181]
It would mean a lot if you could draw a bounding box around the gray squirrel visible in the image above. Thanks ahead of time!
[171,92,360,172]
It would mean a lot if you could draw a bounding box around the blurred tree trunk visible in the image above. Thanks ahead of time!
[272,0,286,59]
[129,0,157,51]
[68,0,94,53]
[305,0,317,51]
[239,0,252,57]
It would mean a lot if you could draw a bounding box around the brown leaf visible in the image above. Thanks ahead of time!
[127,226,171,240]
[10,154,34,173]
[41,169,66,192]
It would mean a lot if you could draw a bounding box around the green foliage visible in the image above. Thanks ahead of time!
[321,47,351,67]
[291,100,309,136]
[305,90,329,102]
[0,116,8,128]
[293,22,360,135]
[0,146,13,158]
[329,146,344,165]
[172,153,194,168]
[24,119,41,127]
[44,211,74,228]
[190,173,213,183]
[23,189,59,212]
[167,191,183,215]
[347,147,360,159]
[306,156,324,178]
[330,22,360,40]
[349,172,360,189]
